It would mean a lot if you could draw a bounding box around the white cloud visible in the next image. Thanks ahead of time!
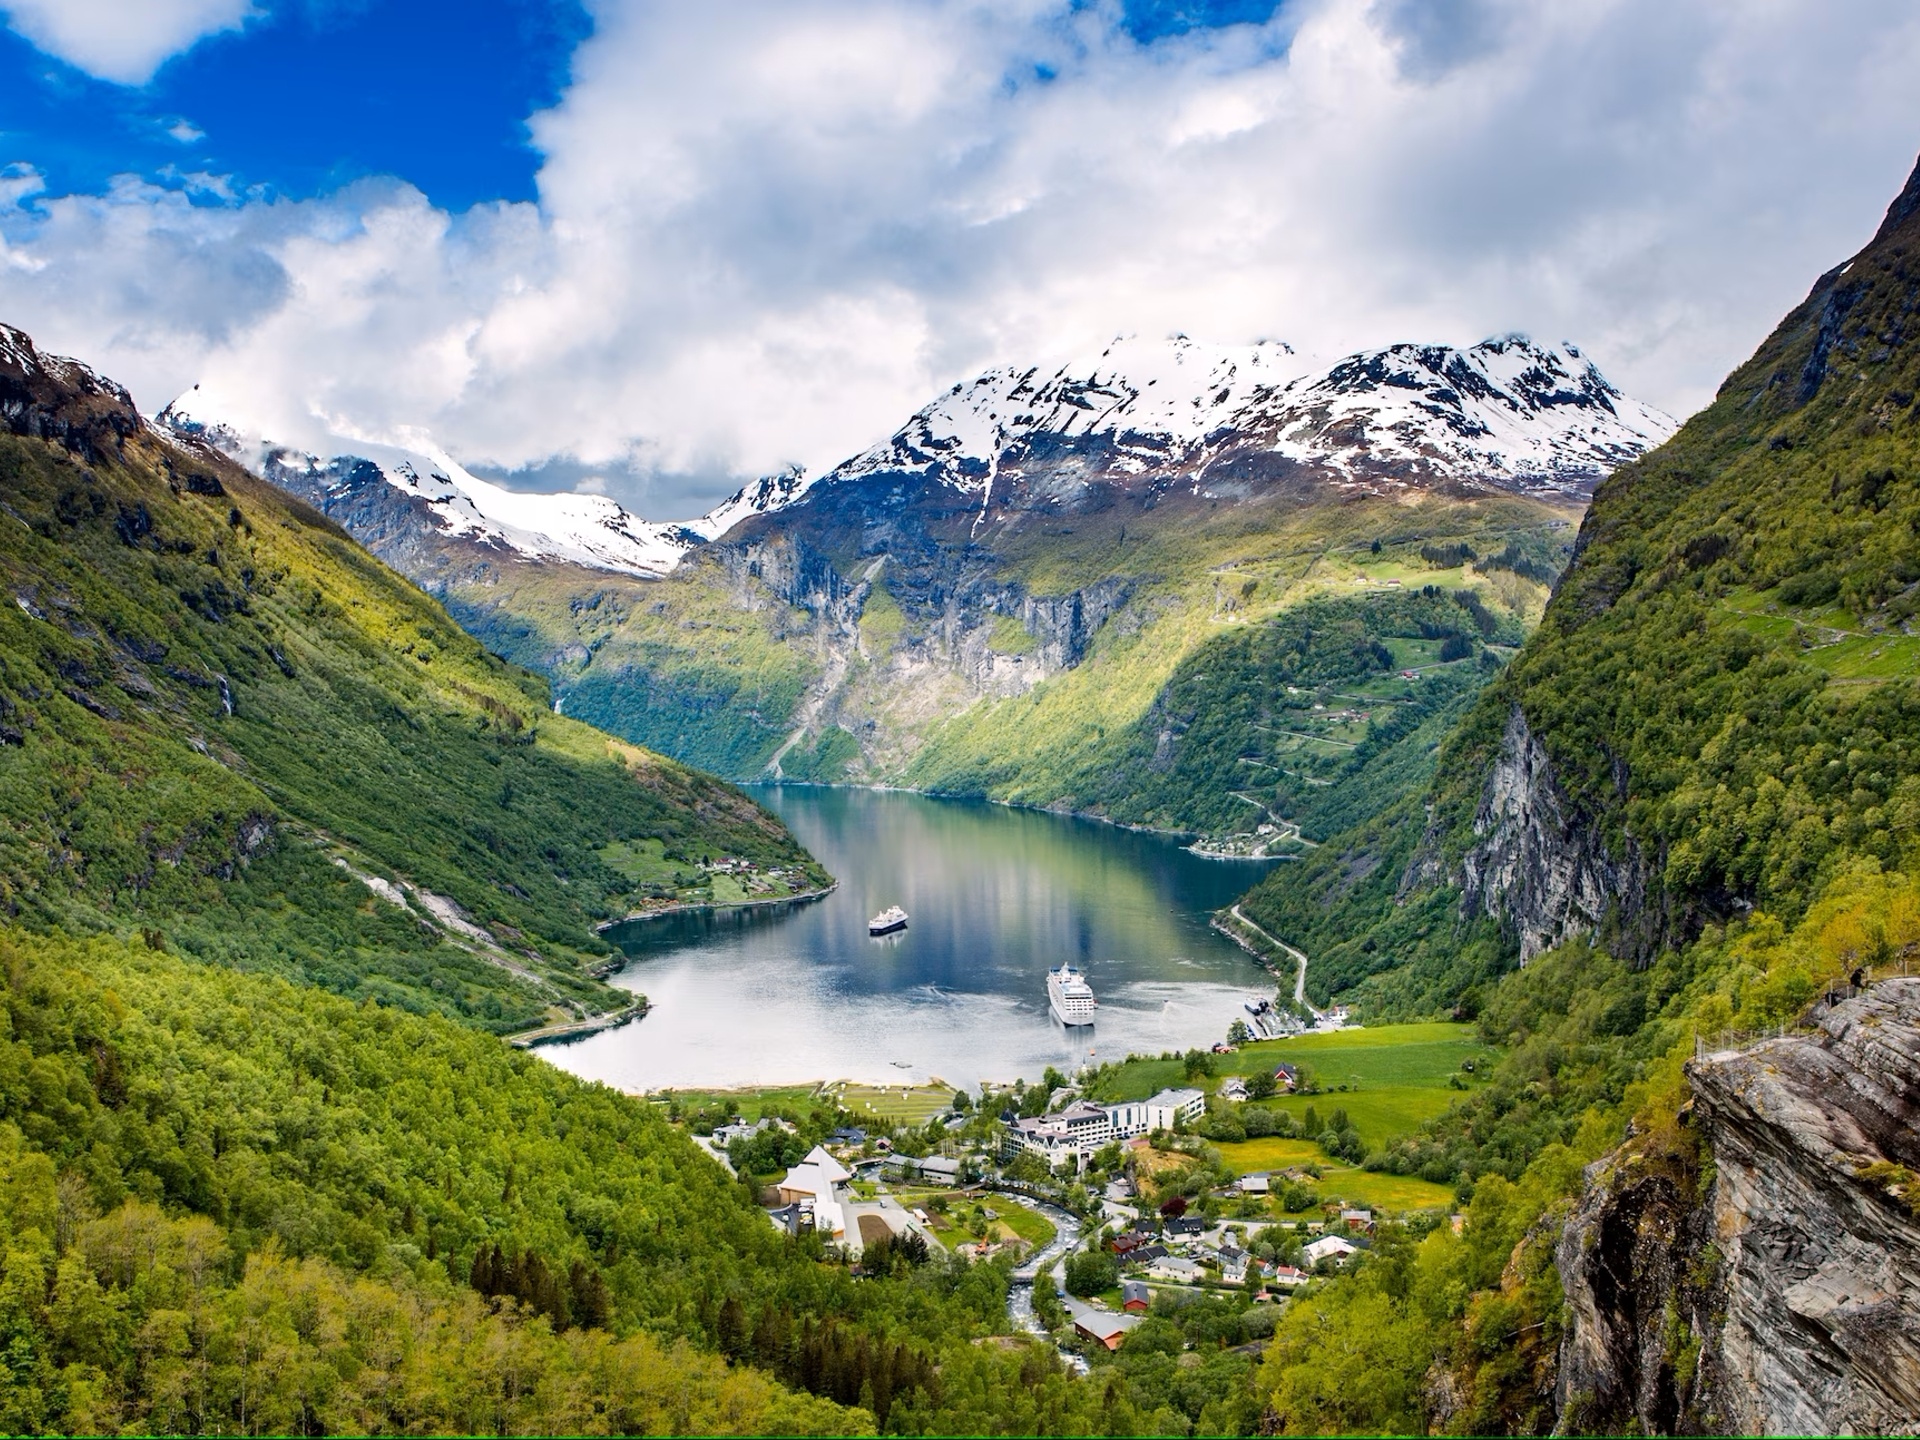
[1,0,254,85]
[2,0,1919,518]
[167,119,206,143]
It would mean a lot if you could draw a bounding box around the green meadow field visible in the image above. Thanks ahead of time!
[1090,1021,1493,1146]
[1092,1021,1489,1211]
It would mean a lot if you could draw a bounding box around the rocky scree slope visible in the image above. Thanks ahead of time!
[0,323,826,1032]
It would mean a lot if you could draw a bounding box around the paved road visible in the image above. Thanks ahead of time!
[1228,905,1320,1016]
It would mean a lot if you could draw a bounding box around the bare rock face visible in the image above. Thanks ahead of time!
[1555,980,1920,1436]
[1689,978,1920,1435]
[1553,1153,1722,1434]
[0,323,145,463]
[1456,704,1655,960]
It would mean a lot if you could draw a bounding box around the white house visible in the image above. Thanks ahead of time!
[1237,1172,1271,1195]
[1002,1087,1206,1162]
[1219,1245,1252,1284]
[774,1146,855,1244]
[1147,1255,1204,1283]
[1219,1076,1249,1102]
[1145,1087,1207,1131]
[1302,1235,1359,1268]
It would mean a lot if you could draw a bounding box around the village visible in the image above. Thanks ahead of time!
[662,1019,1483,1363]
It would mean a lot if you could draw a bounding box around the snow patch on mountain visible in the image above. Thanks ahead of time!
[834,334,1676,499]
[156,384,710,578]
[691,463,815,540]
[150,331,1673,582]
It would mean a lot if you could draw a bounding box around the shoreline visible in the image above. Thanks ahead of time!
[591,879,839,934]
[747,778,1287,863]
[507,1000,648,1049]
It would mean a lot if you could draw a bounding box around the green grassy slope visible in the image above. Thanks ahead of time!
[909,587,1511,842]
[0,337,828,1032]
[1240,153,1920,1020]
[1235,154,1920,1437]
[447,483,1579,847]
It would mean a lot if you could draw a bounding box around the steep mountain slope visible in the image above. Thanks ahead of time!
[158,390,714,578]
[339,334,1668,845]
[1238,151,1920,1438]
[1246,149,1920,1005]
[0,324,827,1033]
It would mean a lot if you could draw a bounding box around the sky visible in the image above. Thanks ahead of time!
[2,0,1919,519]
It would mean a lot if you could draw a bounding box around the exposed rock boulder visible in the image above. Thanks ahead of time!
[1689,978,1920,1435]
[1556,979,1920,1436]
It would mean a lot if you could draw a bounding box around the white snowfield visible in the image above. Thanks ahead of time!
[835,333,1677,498]
[157,386,712,578]
[153,332,1673,580]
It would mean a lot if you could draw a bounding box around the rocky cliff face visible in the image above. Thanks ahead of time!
[1690,978,1920,1435]
[1555,979,1920,1436]
[1,323,146,463]
[1450,704,1657,961]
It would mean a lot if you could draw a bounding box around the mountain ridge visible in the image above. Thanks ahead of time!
[184,330,1670,848]
[159,331,1674,588]
[0,320,829,1032]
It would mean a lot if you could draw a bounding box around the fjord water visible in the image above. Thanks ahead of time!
[545,785,1279,1092]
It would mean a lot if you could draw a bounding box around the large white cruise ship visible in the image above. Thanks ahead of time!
[1047,964,1097,1026]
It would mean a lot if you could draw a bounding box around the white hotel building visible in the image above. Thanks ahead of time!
[1003,1087,1207,1162]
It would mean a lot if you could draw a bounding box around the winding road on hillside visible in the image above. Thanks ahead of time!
[1226,905,1320,1017]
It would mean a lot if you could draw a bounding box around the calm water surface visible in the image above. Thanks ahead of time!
[544,786,1279,1093]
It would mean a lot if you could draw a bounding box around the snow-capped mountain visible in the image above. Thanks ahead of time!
[156,386,712,579]
[827,333,1675,502]
[694,463,815,541]
[155,331,1671,589]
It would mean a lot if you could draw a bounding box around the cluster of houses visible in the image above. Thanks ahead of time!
[1061,1205,1384,1350]
[1002,1086,1208,1165]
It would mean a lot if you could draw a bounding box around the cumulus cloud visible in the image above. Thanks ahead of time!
[1,0,254,85]
[3,0,1920,517]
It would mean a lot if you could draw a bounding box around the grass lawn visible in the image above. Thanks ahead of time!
[828,1080,958,1124]
[994,1203,1058,1249]
[1246,1087,1461,1145]
[1208,1138,1457,1213]
[1087,1024,1492,1173]
[1091,1024,1490,1112]
[655,1084,825,1119]
[914,1192,1056,1251]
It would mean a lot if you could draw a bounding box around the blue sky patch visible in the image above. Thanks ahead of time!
[0,0,591,210]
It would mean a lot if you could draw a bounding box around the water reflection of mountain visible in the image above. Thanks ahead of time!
[565,786,1278,1091]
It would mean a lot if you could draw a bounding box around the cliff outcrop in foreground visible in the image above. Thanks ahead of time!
[1557,979,1920,1435]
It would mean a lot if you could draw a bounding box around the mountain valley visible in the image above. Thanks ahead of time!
[186,334,1675,851]
[2,143,1919,1439]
